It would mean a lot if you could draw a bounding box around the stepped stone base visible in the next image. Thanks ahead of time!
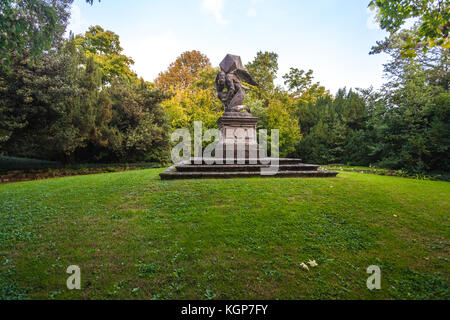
[159,158,338,180]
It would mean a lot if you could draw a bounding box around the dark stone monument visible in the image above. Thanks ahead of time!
[216,54,256,113]
[215,54,260,160]
[159,54,338,180]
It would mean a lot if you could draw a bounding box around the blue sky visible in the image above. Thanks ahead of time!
[68,0,390,94]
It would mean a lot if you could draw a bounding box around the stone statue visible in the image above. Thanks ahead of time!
[216,54,258,114]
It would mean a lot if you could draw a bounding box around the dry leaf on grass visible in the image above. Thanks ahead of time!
[300,263,309,271]
[307,260,318,267]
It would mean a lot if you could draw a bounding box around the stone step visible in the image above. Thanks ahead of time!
[188,158,304,165]
[175,164,320,172]
[160,170,338,180]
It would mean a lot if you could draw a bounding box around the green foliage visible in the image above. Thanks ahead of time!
[249,89,301,157]
[374,63,449,172]
[369,0,450,56]
[283,68,319,98]
[161,66,222,130]
[100,79,171,163]
[0,0,97,66]
[294,89,366,164]
[295,67,449,174]
[0,35,170,164]
[0,0,67,63]
[75,25,137,84]
[246,51,279,95]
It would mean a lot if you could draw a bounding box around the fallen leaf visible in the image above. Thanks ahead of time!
[308,260,318,267]
[300,263,309,271]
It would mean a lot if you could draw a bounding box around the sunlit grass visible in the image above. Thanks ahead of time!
[1,169,448,299]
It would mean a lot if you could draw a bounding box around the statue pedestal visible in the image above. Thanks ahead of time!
[216,110,260,161]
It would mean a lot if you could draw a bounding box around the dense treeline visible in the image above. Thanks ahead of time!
[0,0,448,173]
[293,32,449,173]
[0,1,170,163]
[156,44,448,173]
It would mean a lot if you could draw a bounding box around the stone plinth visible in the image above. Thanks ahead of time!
[216,111,259,160]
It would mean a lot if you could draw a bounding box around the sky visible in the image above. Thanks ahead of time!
[68,0,390,94]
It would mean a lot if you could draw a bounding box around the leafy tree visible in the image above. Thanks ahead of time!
[0,38,109,160]
[283,68,315,97]
[283,67,330,104]
[263,92,301,157]
[161,66,222,130]
[97,79,170,163]
[371,29,449,91]
[294,89,368,164]
[369,0,450,56]
[75,25,136,84]
[374,61,449,172]
[0,0,97,65]
[246,51,279,96]
[1,34,170,163]
[155,50,211,91]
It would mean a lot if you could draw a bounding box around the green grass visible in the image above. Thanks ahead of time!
[0,169,449,300]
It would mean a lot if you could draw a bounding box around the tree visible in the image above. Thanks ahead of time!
[0,38,109,160]
[264,92,301,157]
[369,0,450,57]
[161,66,222,130]
[0,0,97,65]
[283,67,329,103]
[155,50,211,91]
[245,51,279,95]
[374,61,449,172]
[1,34,170,163]
[292,88,369,165]
[370,29,449,91]
[283,68,315,96]
[75,25,136,84]
[98,79,170,163]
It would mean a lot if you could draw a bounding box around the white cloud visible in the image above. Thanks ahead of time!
[366,7,379,30]
[247,8,257,17]
[202,0,228,25]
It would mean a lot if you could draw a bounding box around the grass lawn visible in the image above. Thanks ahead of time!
[0,169,448,300]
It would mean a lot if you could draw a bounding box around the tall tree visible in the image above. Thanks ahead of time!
[283,67,329,103]
[0,0,97,66]
[0,38,110,160]
[369,0,449,57]
[155,50,211,91]
[75,25,136,84]
[371,29,449,91]
[245,51,279,95]
[161,66,222,130]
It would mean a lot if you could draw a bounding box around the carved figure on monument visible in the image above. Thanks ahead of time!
[215,54,258,114]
